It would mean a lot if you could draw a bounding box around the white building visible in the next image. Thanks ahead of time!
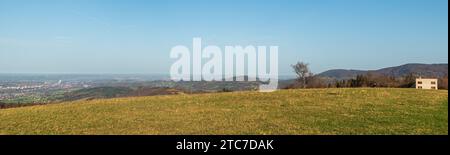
[416,78,438,90]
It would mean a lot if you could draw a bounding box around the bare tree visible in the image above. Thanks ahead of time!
[292,62,311,88]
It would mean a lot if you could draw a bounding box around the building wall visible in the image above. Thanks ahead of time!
[416,78,438,90]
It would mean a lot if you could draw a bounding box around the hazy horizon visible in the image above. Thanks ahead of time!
[0,62,447,76]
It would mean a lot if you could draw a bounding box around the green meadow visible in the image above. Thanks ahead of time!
[0,88,447,135]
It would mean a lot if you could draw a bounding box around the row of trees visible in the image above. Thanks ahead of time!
[332,73,443,88]
[288,61,448,90]
[0,102,45,109]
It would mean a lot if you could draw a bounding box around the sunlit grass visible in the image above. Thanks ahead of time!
[0,88,447,135]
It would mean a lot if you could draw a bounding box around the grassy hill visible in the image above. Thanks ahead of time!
[0,88,447,135]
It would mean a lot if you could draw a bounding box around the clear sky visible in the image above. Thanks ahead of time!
[0,0,448,75]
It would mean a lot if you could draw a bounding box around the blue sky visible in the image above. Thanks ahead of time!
[0,0,448,75]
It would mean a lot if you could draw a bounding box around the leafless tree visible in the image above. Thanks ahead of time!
[292,62,311,88]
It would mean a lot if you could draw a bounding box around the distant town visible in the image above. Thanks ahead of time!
[0,74,169,104]
[0,80,89,100]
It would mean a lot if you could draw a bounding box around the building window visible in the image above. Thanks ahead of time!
[418,81,422,84]
[418,86,422,89]
[431,87,436,89]
[431,81,436,85]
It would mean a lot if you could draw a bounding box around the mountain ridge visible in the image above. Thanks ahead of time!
[317,63,448,80]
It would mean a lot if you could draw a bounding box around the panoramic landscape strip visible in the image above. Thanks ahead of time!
[0,1,447,151]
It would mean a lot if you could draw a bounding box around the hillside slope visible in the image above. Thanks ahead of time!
[0,88,447,135]
[318,63,448,80]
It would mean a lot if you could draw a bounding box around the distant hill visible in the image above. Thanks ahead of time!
[318,63,448,80]
[60,80,258,101]
[316,69,367,80]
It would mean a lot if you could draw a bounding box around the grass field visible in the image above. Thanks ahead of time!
[0,88,447,135]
